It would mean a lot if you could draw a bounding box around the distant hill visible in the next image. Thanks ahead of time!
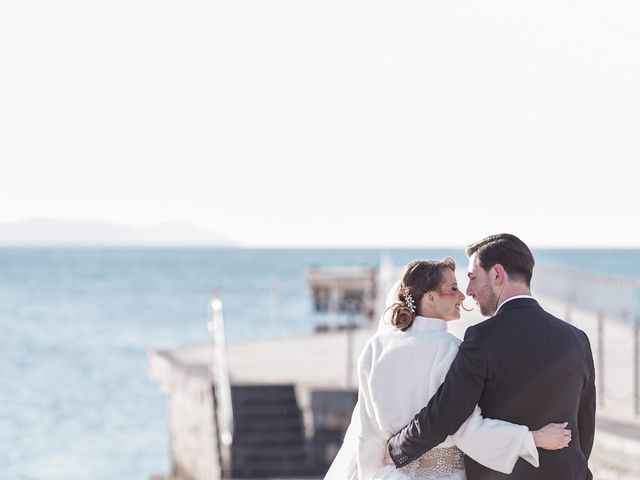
[0,218,238,247]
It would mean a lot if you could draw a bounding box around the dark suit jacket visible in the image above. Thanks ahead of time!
[387,298,596,480]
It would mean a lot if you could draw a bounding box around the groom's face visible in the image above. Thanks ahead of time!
[466,253,499,317]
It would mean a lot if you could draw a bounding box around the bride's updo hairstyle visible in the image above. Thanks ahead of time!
[389,257,456,331]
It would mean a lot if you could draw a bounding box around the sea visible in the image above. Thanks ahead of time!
[2,247,640,480]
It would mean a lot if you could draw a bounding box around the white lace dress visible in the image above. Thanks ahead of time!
[354,316,539,480]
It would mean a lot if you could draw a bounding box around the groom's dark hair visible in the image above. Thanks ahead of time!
[466,234,535,286]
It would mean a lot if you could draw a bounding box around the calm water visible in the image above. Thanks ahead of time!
[1,248,639,480]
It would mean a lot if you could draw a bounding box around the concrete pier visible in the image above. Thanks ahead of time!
[149,326,376,479]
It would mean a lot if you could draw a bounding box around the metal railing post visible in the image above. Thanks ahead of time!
[208,297,234,476]
[634,315,639,417]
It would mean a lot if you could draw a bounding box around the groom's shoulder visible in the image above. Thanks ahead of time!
[468,311,507,334]
[470,305,591,345]
[463,309,524,340]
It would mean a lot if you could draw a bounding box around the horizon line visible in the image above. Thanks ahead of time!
[1,243,640,250]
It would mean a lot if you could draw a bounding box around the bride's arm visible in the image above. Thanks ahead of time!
[392,335,539,473]
[385,334,568,474]
[451,406,571,473]
[435,334,570,474]
[356,343,392,480]
[450,405,538,473]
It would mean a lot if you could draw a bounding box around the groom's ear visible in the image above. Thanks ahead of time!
[493,264,506,285]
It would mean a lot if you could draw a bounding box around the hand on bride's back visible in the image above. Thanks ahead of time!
[533,422,572,450]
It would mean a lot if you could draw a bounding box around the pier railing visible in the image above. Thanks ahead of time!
[532,264,640,417]
[208,297,234,475]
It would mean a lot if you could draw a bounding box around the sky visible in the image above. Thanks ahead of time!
[1,1,639,247]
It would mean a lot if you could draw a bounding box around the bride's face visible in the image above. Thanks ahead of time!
[430,268,466,321]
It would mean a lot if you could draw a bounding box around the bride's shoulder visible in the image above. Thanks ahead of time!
[443,331,462,347]
[358,332,386,358]
[370,329,461,356]
[363,331,397,352]
[359,330,411,360]
[427,331,462,357]
[412,329,461,347]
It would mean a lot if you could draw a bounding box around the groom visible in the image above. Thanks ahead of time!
[387,234,596,479]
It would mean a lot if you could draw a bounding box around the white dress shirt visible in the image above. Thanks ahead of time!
[356,316,539,480]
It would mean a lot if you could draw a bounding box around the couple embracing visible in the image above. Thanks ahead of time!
[325,234,596,480]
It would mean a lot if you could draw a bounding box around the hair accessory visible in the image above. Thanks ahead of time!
[403,290,416,313]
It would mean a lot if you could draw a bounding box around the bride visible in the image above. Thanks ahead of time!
[324,258,571,480]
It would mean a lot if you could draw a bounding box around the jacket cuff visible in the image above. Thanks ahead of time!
[387,438,412,467]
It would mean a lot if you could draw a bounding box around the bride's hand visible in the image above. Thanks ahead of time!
[383,447,394,465]
[533,422,572,450]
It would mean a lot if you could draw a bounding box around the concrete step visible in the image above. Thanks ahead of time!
[232,385,298,402]
[231,461,312,479]
[233,446,308,462]
[234,404,302,418]
[234,416,304,431]
[233,431,306,445]
[230,384,311,478]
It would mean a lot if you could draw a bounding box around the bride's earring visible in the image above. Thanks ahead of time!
[461,302,474,312]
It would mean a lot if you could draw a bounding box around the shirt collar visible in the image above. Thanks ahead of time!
[410,316,447,333]
[496,295,535,314]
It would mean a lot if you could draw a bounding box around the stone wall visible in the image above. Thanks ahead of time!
[149,348,222,480]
